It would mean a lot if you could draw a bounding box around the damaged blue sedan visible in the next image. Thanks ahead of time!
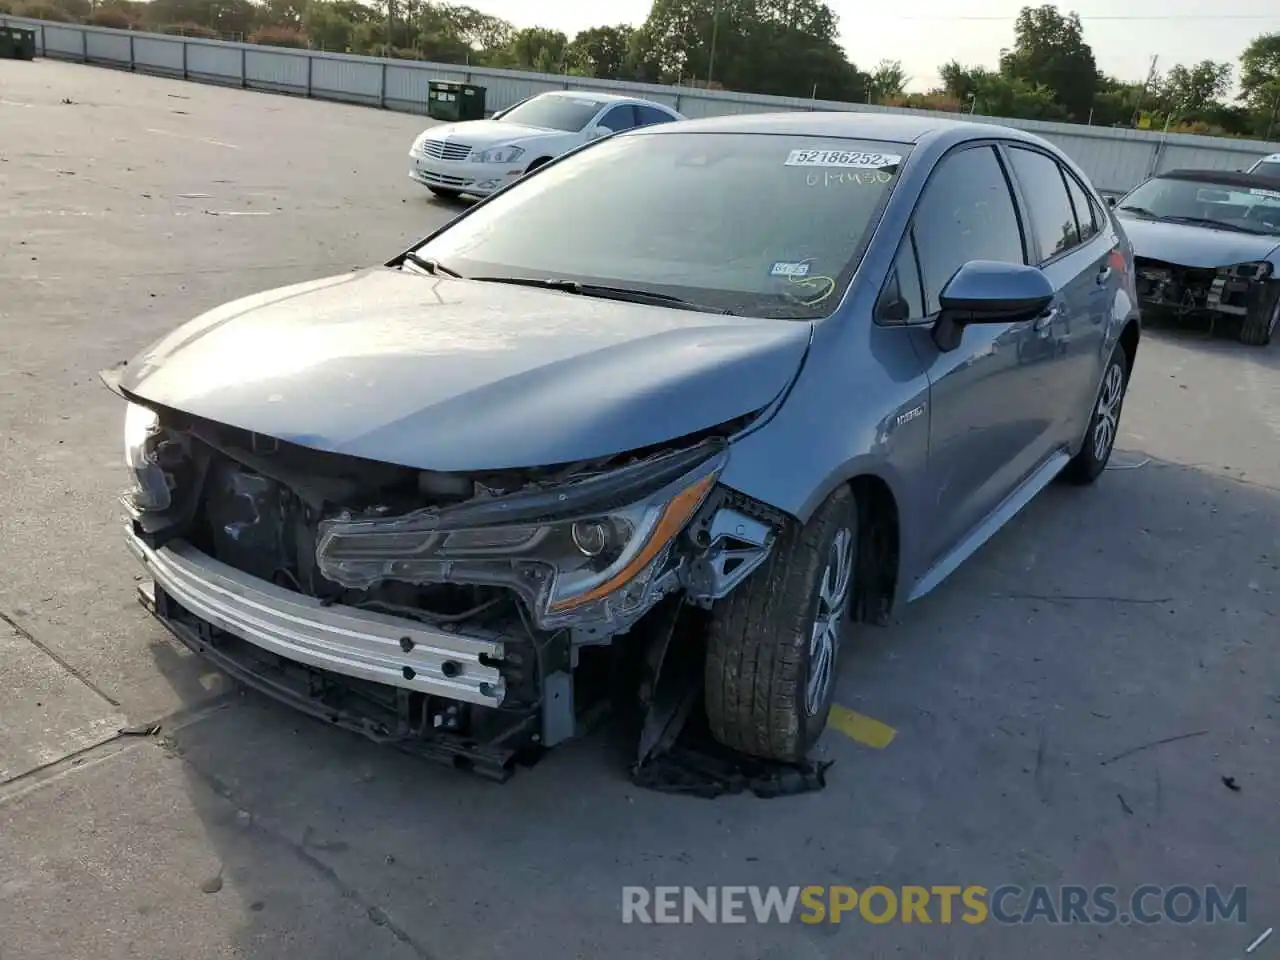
[104,112,1140,780]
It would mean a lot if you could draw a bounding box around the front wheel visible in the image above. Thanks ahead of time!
[1062,344,1129,485]
[1239,286,1279,346]
[704,486,858,762]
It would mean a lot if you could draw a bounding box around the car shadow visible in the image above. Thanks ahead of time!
[135,450,1278,959]
[1142,317,1280,363]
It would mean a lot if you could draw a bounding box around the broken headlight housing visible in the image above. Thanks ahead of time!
[1221,261,1274,281]
[315,442,728,629]
[123,401,171,512]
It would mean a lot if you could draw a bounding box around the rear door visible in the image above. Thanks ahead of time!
[1001,145,1115,450]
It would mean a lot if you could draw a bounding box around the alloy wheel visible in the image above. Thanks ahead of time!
[1092,362,1125,462]
[806,527,854,716]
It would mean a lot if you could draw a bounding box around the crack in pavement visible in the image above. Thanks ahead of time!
[0,693,235,802]
[157,711,438,960]
[0,606,121,707]
[991,593,1175,605]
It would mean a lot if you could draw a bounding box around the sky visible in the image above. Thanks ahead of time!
[462,0,1280,93]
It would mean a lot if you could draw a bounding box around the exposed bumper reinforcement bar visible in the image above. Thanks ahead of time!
[126,532,507,707]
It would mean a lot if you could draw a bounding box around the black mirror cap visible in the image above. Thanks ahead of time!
[1106,195,1118,207]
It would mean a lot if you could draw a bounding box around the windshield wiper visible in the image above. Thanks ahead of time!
[467,276,736,314]
[400,252,463,277]
[1159,216,1262,234]
[1117,204,1160,218]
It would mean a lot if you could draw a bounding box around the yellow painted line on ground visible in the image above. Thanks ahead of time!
[828,705,897,749]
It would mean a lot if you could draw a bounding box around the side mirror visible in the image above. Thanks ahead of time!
[1105,195,1118,208]
[590,125,614,140]
[932,260,1055,352]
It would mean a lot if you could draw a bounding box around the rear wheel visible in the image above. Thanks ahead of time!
[1062,343,1129,485]
[1239,286,1279,346]
[428,187,461,200]
[704,486,857,762]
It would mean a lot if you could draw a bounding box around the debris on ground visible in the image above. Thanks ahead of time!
[1222,775,1241,792]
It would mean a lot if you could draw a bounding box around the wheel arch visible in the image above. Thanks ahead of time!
[1118,317,1140,376]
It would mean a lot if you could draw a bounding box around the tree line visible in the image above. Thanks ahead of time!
[6,0,1280,140]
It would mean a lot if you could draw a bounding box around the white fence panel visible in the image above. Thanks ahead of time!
[133,35,184,74]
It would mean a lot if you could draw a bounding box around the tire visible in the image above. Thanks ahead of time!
[704,486,857,762]
[1062,343,1129,485]
[524,157,551,175]
[1239,286,1279,346]
[428,187,461,200]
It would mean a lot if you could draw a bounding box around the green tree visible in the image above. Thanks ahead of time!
[1156,60,1232,117]
[508,26,569,72]
[567,25,635,79]
[868,59,907,102]
[998,5,1098,121]
[638,0,865,100]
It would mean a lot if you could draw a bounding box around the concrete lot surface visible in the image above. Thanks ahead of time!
[1,60,1277,960]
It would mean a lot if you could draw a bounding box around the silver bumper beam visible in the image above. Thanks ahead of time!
[127,533,507,706]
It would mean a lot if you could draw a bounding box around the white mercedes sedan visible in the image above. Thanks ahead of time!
[408,90,685,200]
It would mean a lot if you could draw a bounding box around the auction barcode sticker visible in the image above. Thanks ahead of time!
[785,149,902,169]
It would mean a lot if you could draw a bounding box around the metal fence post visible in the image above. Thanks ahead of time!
[305,52,312,97]
[182,38,188,80]
[240,46,246,87]
[379,61,387,108]
[81,27,87,62]
[128,32,134,71]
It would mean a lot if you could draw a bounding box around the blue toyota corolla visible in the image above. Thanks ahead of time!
[104,112,1141,778]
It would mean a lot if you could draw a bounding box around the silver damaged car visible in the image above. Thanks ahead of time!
[103,112,1141,780]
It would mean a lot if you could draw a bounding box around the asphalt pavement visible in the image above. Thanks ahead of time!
[1,60,1277,960]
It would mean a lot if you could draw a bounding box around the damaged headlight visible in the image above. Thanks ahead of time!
[1222,261,1274,281]
[123,401,171,512]
[315,443,728,629]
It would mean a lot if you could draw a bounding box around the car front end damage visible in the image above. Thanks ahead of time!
[119,400,782,780]
[1134,256,1277,336]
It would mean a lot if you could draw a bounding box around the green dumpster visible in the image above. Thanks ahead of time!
[427,81,486,122]
[0,25,37,60]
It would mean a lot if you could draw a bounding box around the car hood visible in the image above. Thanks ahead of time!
[423,119,567,148]
[118,269,812,471]
[1119,214,1280,267]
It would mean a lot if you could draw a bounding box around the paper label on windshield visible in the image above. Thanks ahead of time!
[785,149,902,169]
[770,260,812,278]
[1250,186,1280,200]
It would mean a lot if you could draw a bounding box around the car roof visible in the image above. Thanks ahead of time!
[636,110,1043,146]
[537,89,660,107]
[1156,168,1280,189]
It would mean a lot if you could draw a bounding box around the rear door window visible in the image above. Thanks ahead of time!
[599,104,639,132]
[636,104,676,127]
[1064,173,1099,243]
[1006,146,1081,261]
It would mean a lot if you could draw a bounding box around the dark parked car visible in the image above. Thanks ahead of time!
[1112,168,1280,345]
[105,112,1140,778]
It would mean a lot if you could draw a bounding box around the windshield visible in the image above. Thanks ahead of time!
[1250,159,1280,179]
[413,132,908,319]
[1118,176,1280,235]
[499,95,602,132]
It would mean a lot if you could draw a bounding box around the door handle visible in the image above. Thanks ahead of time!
[1033,307,1058,333]
[1096,266,1113,285]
